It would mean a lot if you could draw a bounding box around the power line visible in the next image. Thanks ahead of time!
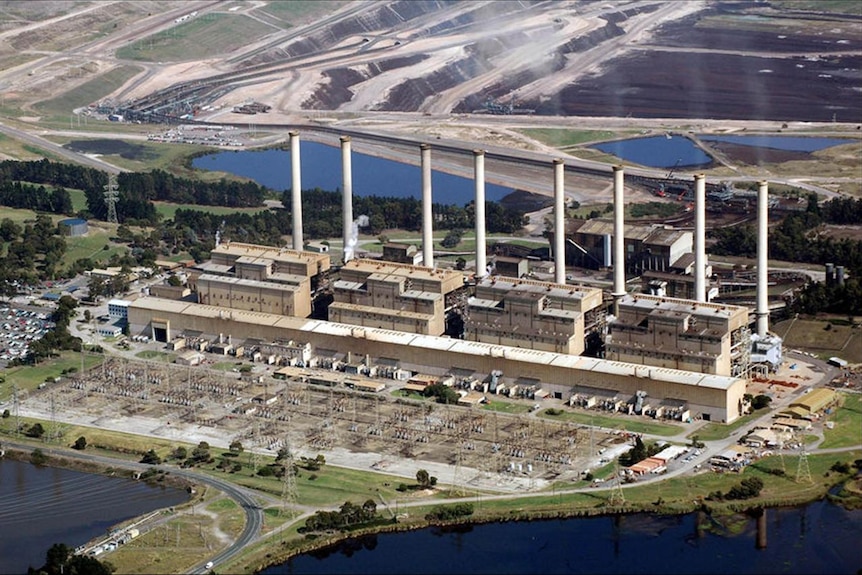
[104,173,120,224]
[795,446,812,484]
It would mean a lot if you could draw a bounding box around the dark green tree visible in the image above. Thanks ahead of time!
[140,449,162,465]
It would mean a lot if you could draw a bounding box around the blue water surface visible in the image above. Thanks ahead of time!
[192,143,514,206]
[264,501,862,575]
[592,135,713,169]
[0,458,188,574]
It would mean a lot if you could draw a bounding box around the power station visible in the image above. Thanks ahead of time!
[129,132,785,424]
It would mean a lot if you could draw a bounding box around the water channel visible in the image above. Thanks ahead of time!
[0,458,188,574]
[264,499,862,574]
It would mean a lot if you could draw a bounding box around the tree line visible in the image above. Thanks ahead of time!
[711,193,862,315]
[0,159,268,225]
[0,214,67,290]
[289,188,526,238]
[0,180,73,214]
[710,193,862,277]
[0,160,527,254]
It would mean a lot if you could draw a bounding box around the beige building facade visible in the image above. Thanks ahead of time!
[466,277,604,354]
[607,294,750,377]
[128,297,746,423]
[329,259,464,336]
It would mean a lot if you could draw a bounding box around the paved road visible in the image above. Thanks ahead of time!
[0,121,127,174]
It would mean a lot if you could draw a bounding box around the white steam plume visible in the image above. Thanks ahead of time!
[344,214,369,262]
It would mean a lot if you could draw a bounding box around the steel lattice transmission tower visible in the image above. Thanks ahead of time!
[796,447,812,484]
[279,435,298,518]
[608,461,626,507]
[104,173,120,224]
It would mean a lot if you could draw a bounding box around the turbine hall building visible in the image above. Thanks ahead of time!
[127,297,747,423]
[466,276,604,355]
[186,241,331,319]
[606,294,751,377]
[329,259,464,336]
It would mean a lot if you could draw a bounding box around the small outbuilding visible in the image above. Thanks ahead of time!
[59,218,88,237]
[176,350,204,366]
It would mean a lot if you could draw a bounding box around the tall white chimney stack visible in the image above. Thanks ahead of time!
[289,131,303,250]
[421,143,434,268]
[553,158,566,285]
[612,165,626,315]
[756,180,769,337]
[694,174,706,302]
[340,136,353,264]
[473,149,487,278]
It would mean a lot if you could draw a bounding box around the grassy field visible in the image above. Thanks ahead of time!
[538,409,683,437]
[32,65,142,121]
[154,202,268,220]
[2,351,102,394]
[821,392,862,449]
[0,195,128,272]
[104,507,221,574]
[66,189,88,213]
[0,130,50,161]
[0,206,44,224]
[135,350,176,362]
[44,136,222,176]
[772,317,861,363]
[62,229,128,267]
[482,400,533,415]
[116,13,276,62]
[764,1,862,16]
[197,458,410,509]
[254,0,344,27]
[21,143,67,162]
[516,129,620,148]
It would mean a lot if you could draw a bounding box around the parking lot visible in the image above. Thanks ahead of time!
[0,306,54,365]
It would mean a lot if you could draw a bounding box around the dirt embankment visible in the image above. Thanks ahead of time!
[2,444,193,492]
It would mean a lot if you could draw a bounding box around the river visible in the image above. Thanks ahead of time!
[263,500,862,575]
[0,458,188,574]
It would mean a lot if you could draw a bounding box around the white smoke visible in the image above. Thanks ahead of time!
[344,214,369,262]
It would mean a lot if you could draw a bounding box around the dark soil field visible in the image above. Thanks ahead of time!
[526,4,862,123]
[703,141,813,165]
[536,50,862,123]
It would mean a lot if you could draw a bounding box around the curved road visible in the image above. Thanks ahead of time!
[0,439,263,574]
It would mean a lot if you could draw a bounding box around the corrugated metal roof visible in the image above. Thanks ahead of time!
[130,298,742,391]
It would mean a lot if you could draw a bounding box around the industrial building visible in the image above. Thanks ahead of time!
[565,220,695,277]
[194,273,311,318]
[780,388,837,420]
[606,294,750,377]
[381,242,422,266]
[186,241,329,319]
[492,255,529,279]
[127,297,746,423]
[329,259,464,336]
[207,241,330,284]
[123,136,791,427]
[466,277,604,355]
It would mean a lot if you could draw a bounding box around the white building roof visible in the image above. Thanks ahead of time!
[130,298,742,391]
